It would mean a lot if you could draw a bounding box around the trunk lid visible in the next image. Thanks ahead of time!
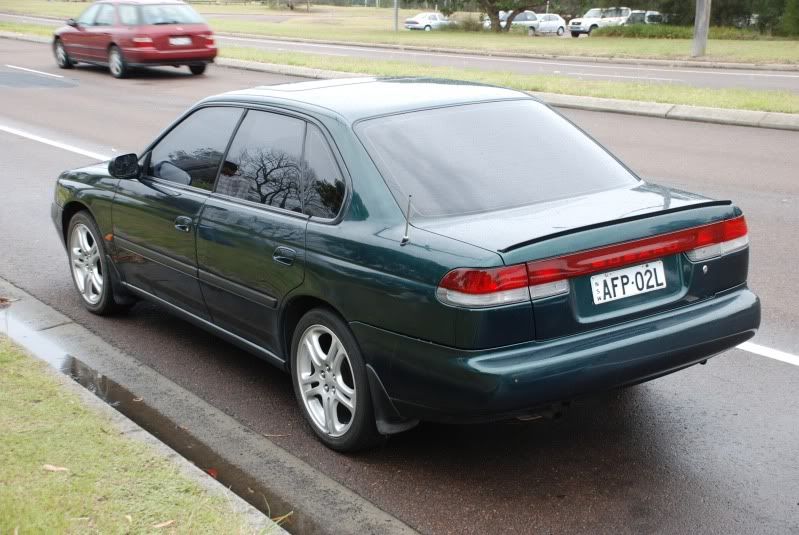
[142,23,211,51]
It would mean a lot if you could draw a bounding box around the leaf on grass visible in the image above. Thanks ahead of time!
[153,520,175,529]
[205,467,218,479]
[42,464,69,472]
[132,397,143,402]
[125,515,133,523]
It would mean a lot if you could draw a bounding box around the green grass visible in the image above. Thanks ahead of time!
[222,46,799,113]
[593,24,790,40]
[0,20,52,37]
[1,0,798,64]
[0,337,263,534]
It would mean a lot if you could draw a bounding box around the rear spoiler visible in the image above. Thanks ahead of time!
[499,200,734,253]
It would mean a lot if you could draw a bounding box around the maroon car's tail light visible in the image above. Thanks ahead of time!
[132,36,154,47]
[437,216,749,308]
[203,35,216,47]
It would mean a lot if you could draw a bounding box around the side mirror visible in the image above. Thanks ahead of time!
[66,18,78,28]
[108,153,140,180]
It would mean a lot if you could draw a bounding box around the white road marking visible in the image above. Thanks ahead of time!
[738,342,799,367]
[5,64,63,79]
[217,35,799,79]
[565,71,675,82]
[1,121,798,369]
[0,124,110,161]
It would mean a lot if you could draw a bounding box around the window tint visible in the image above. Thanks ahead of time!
[356,100,638,218]
[118,4,139,25]
[148,107,242,191]
[216,111,305,212]
[76,4,101,25]
[301,126,345,218]
[94,4,115,26]
[140,4,204,25]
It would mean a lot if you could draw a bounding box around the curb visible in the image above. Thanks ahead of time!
[0,276,417,535]
[3,11,797,71]
[3,32,798,131]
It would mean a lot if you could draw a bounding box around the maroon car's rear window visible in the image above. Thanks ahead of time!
[140,4,204,25]
[356,100,639,218]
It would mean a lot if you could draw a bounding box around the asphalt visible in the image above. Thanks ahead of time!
[2,11,799,92]
[1,40,798,534]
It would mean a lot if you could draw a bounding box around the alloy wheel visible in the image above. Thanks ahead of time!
[55,41,68,67]
[70,223,103,305]
[109,48,123,77]
[296,325,357,437]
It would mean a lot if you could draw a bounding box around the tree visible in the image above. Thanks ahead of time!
[782,0,799,35]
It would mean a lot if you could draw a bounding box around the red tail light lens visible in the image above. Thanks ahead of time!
[436,216,749,308]
[132,36,153,47]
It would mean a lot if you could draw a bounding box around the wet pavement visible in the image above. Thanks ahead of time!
[1,40,798,534]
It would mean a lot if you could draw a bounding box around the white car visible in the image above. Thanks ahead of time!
[405,12,454,31]
[535,13,567,35]
[568,6,631,37]
[482,10,539,31]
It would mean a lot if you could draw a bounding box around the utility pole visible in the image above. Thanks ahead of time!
[394,0,399,31]
[692,0,711,57]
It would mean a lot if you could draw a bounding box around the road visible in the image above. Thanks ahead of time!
[2,11,799,93]
[1,40,798,534]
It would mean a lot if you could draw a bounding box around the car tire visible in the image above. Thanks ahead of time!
[189,64,206,75]
[571,31,580,37]
[588,25,598,35]
[424,25,432,31]
[290,308,384,452]
[557,26,565,36]
[54,39,74,69]
[67,211,131,315]
[108,45,128,79]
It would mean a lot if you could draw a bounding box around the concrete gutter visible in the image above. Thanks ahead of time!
[3,31,798,132]
[0,276,417,535]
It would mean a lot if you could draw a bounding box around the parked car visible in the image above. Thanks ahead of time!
[51,78,760,452]
[404,12,454,31]
[568,6,631,36]
[624,9,647,24]
[482,10,540,31]
[535,13,567,35]
[53,0,217,78]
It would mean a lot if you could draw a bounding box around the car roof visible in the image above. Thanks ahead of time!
[210,77,532,123]
[98,0,187,5]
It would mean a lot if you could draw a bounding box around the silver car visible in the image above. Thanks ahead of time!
[405,12,453,31]
[535,13,567,35]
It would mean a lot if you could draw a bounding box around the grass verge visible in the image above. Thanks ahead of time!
[0,0,798,64]
[0,336,260,533]
[222,46,799,113]
[0,20,52,38]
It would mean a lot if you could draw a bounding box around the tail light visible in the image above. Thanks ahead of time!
[203,34,216,47]
[437,216,749,308]
[132,36,153,47]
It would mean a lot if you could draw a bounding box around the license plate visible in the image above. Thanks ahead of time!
[169,37,192,46]
[591,261,667,305]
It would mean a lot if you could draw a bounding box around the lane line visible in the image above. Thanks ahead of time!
[5,63,63,79]
[0,124,110,161]
[738,342,799,367]
[565,71,675,82]
[1,123,798,369]
[217,35,799,79]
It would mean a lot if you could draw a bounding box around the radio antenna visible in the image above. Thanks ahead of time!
[401,194,412,246]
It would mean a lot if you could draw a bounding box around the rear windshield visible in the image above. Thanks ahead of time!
[355,99,639,218]
[140,4,204,25]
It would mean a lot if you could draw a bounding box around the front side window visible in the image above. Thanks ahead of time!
[356,99,638,218]
[216,111,305,212]
[94,4,116,26]
[140,4,204,25]
[118,5,139,26]
[148,107,243,191]
[76,3,101,25]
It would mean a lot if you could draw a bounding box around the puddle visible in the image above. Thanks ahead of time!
[0,305,321,534]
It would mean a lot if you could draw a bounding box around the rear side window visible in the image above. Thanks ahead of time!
[148,107,243,191]
[356,100,638,218]
[94,4,116,26]
[216,111,306,212]
[140,4,204,25]
[118,5,139,26]
[301,125,345,218]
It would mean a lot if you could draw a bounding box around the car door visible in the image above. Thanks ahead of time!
[112,106,244,319]
[85,3,117,61]
[197,109,325,354]
[62,3,101,60]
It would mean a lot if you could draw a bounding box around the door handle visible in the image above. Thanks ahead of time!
[272,246,296,266]
[174,216,193,233]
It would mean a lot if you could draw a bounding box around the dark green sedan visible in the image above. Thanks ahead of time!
[51,78,760,451]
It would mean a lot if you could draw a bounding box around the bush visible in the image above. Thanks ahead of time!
[441,14,486,32]
[781,0,799,36]
[592,23,793,39]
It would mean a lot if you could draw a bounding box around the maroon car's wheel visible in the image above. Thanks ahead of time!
[189,64,206,76]
[54,39,74,69]
[108,45,128,79]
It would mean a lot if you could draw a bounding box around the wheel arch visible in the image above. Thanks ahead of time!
[281,294,347,362]
[61,200,92,245]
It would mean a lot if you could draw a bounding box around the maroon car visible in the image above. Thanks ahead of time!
[53,0,217,78]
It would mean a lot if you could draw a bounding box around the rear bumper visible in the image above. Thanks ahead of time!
[121,47,217,66]
[352,287,760,423]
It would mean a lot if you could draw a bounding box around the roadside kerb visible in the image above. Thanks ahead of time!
[0,276,418,535]
[3,11,798,72]
[2,31,798,132]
